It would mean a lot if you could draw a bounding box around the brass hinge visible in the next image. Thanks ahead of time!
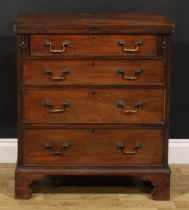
[13,24,16,32]
[172,26,176,33]
[20,35,27,56]
[20,41,26,49]
[162,40,167,49]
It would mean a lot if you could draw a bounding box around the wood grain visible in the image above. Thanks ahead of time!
[16,13,175,34]
[15,13,174,200]
[22,128,164,166]
[30,34,157,57]
[23,88,165,124]
[23,60,165,86]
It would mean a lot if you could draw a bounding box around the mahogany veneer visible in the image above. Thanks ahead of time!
[15,13,174,200]
[30,34,158,57]
[23,88,164,123]
[23,60,165,86]
[23,128,164,166]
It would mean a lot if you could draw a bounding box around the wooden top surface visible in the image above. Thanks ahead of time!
[15,13,175,34]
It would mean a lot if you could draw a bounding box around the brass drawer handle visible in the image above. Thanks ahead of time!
[44,142,70,155]
[44,100,70,113]
[117,68,143,80]
[44,40,71,53]
[118,40,143,52]
[116,143,142,155]
[44,68,70,81]
[117,100,144,114]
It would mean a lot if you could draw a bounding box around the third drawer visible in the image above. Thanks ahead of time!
[23,88,165,124]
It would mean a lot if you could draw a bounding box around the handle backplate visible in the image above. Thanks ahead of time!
[44,100,70,113]
[116,142,142,155]
[117,68,143,80]
[44,68,70,81]
[117,100,144,114]
[44,142,70,155]
[44,40,71,53]
[118,40,143,53]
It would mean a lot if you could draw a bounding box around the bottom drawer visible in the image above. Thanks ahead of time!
[23,128,164,166]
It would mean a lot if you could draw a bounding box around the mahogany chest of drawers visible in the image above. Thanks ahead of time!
[15,13,174,200]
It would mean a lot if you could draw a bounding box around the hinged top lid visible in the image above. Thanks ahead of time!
[15,13,175,34]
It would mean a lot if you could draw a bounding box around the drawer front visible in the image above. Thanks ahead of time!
[23,60,165,86]
[23,128,164,166]
[30,35,158,57]
[23,88,165,123]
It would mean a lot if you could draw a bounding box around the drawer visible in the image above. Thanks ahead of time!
[23,128,164,166]
[30,34,158,57]
[23,88,165,123]
[23,60,165,86]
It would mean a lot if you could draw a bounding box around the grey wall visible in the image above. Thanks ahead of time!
[0,0,188,138]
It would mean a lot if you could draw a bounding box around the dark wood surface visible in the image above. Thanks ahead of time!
[15,13,174,200]
[15,167,170,200]
[23,60,165,86]
[16,13,175,34]
[23,128,164,166]
[30,34,158,57]
[23,88,165,123]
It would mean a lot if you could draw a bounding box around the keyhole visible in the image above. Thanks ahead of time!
[92,62,96,71]
[92,36,95,40]
[92,91,96,95]
[92,129,95,134]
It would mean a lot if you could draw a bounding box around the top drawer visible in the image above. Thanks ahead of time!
[30,35,158,57]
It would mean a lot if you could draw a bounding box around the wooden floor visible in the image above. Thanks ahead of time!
[0,164,189,210]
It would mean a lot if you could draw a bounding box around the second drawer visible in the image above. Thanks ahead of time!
[23,60,165,86]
